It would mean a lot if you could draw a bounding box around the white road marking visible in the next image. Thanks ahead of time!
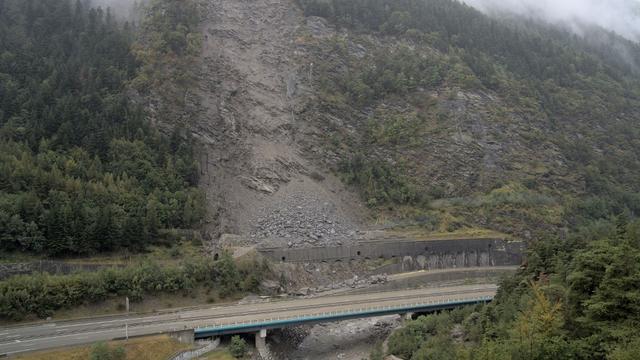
[0,329,117,346]
[52,316,152,329]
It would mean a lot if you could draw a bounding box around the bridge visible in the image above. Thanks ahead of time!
[0,284,496,356]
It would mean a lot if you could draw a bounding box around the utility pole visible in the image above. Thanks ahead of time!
[125,296,130,341]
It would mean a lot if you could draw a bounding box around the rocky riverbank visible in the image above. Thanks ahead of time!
[268,315,401,360]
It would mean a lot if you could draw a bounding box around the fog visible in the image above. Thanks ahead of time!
[92,0,144,18]
[464,0,640,43]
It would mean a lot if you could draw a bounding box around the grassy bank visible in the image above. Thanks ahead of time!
[13,335,191,360]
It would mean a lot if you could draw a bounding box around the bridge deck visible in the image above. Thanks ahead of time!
[194,295,493,337]
[0,284,496,356]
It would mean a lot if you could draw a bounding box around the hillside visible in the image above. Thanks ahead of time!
[193,0,368,247]
[3,0,638,254]
[275,1,639,358]
[1,0,640,356]
[0,0,273,322]
[185,0,640,356]
[287,0,640,240]
[0,0,205,257]
[190,0,640,246]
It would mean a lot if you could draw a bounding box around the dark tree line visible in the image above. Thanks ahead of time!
[0,0,204,256]
[298,0,640,83]
[0,253,268,321]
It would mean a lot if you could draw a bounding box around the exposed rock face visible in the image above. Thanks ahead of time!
[269,316,401,360]
[192,0,567,247]
[195,0,367,246]
[259,279,283,295]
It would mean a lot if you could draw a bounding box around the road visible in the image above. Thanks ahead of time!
[0,284,497,356]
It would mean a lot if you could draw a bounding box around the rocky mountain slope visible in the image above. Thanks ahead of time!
[194,0,367,247]
[193,0,640,245]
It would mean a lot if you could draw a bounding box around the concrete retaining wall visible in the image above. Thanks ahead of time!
[170,338,219,360]
[258,238,524,269]
[170,329,195,345]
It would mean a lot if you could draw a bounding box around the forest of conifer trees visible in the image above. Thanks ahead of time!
[0,0,204,256]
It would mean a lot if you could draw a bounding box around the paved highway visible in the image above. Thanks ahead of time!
[0,284,497,356]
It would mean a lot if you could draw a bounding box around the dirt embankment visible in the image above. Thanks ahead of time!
[194,0,367,248]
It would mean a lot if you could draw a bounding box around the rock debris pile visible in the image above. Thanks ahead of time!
[294,274,388,296]
[250,190,361,246]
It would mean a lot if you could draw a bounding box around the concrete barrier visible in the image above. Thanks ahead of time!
[257,237,524,269]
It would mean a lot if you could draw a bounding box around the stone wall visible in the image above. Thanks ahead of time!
[170,338,219,360]
[257,238,524,270]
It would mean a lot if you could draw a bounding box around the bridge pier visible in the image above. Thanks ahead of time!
[255,330,266,349]
[255,329,273,360]
[170,329,195,344]
[402,312,415,323]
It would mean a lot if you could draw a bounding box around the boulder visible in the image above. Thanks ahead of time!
[296,287,310,296]
[259,280,281,295]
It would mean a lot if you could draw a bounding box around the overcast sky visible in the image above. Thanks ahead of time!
[463,0,640,43]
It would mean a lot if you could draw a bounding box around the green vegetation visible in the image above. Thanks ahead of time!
[387,306,480,359]
[339,155,422,207]
[228,335,248,359]
[0,253,269,320]
[386,217,640,359]
[296,1,640,358]
[132,0,202,118]
[296,0,640,239]
[0,0,204,256]
[90,343,126,360]
[14,335,190,360]
[369,342,384,360]
[299,0,639,85]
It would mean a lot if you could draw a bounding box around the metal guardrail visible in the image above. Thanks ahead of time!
[193,295,493,335]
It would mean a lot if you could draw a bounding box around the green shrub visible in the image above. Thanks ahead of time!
[0,251,271,320]
[90,343,125,360]
[229,335,247,358]
[370,342,384,360]
[339,155,422,207]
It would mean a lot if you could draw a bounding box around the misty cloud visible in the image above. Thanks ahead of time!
[463,0,640,43]
[92,0,144,18]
